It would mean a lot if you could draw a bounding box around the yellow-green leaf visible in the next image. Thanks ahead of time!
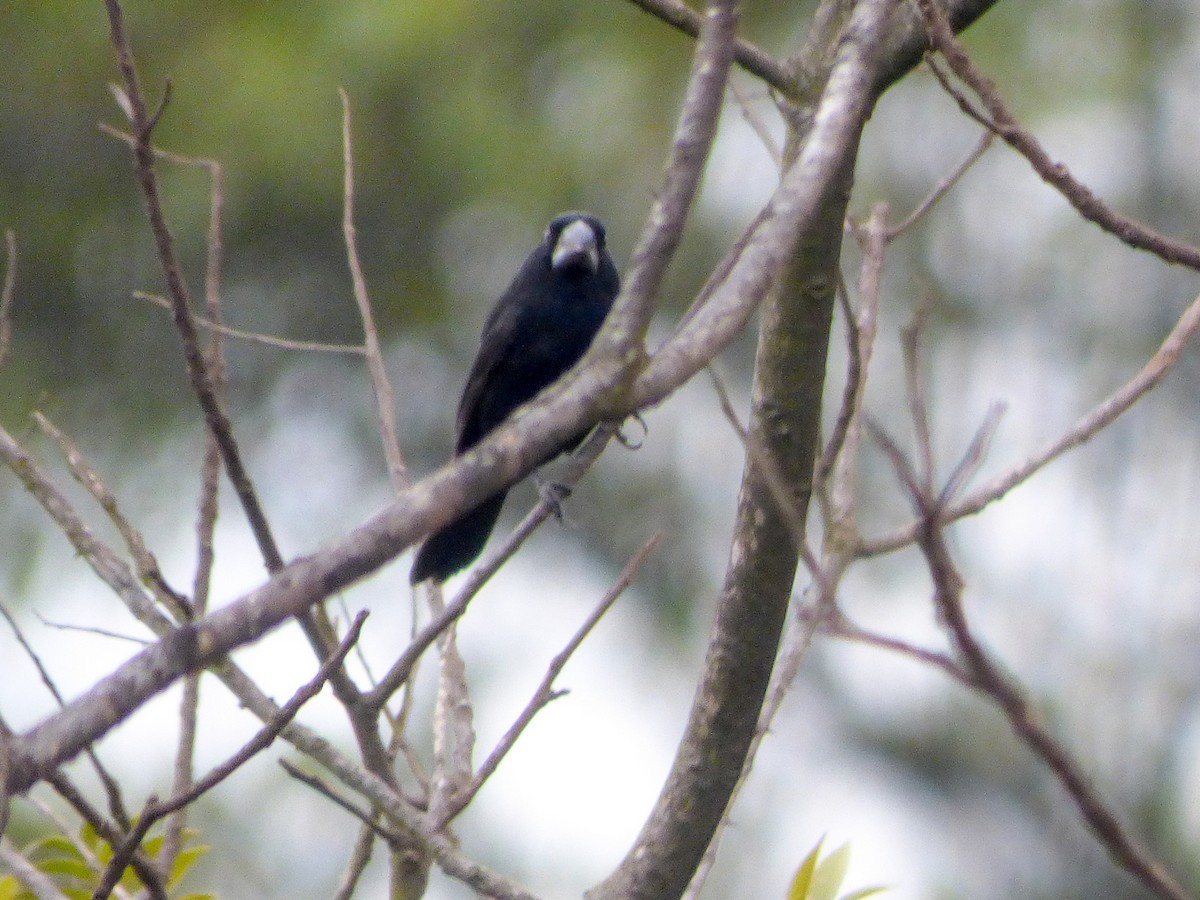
[78,821,102,855]
[810,842,851,900]
[841,886,889,900]
[787,837,825,900]
[25,834,83,862]
[168,844,210,887]
[38,856,93,881]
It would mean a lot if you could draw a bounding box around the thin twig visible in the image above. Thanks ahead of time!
[624,0,794,93]
[33,412,189,621]
[427,582,476,828]
[93,612,369,900]
[900,303,935,497]
[823,203,888,534]
[871,424,1193,900]
[730,80,782,168]
[340,88,408,491]
[815,271,862,486]
[166,136,228,881]
[433,532,662,830]
[860,290,1200,556]
[332,823,377,900]
[815,608,975,687]
[0,836,72,900]
[0,229,16,368]
[917,0,1200,271]
[134,291,365,354]
[105,0,283,569]
[366,424,617,712]
[886,129,993,239]
[0,603,133,833]
[105,7,371,725]
[936,401,1004,509]
[44,772,166,900]
[602,0,739,356]
[279,760,402,844]
[32,614,148,645]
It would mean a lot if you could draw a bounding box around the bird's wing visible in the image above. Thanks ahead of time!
[454,294,523,452]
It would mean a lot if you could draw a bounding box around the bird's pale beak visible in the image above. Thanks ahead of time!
[551,218,600,273]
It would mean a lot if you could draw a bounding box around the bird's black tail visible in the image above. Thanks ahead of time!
[409,492,507,584]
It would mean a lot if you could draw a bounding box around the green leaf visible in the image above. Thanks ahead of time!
[78,821,102,855]
[810,842,851,900]
[25,833,84,862]
[38,856,94,881]
[119,862,145,894]
[168,844,210,887]
[0,874,22,900]
[175,894,216,900]
[841,886,890,900]
[787,837,824,900]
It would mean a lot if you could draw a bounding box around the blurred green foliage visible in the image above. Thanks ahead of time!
[0,819,209,900]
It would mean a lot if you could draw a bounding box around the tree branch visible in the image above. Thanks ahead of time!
[590,2,899,898]
[917,0,1200,271]
[624,0,793,93]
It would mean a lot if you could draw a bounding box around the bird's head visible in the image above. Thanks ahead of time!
[548,213,605,276]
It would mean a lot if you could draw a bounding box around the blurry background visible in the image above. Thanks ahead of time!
[2,0,1199,897]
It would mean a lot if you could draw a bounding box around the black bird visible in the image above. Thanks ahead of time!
[410,212,620,584]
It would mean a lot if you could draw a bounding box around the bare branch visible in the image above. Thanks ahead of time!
[887,128,993,238]
[93,612,369,900]
[900,304,936,496]
[166,140,228,879]
[33,412,189,621]
[32,614,148,645]
[917,0,1200,272]
[861,289,1200,556]
[333,824,377,900]
[365,423,616,712]
[815,272,862,486]
[280,760,402,843]
[729,80,783,167]
[872,425,1194,900]
[0,836,72,900]
[44,771,166,900]
[0,229,15,367]
[600,0,739,358]
[624,0,792,94]
[427,584,476,828]
[0,424,170,631]
[630,0,898,409]
[105,0,288,576]
[595,5,902,898]
[434,533,661,830]
[815,608,974,687]
[340,88,409,491]
[0,600,133,838]
[134,291,365,354]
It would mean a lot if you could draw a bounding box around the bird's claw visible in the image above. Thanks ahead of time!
[538,480,573,521]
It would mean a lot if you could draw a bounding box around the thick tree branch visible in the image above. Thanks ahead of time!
[628,0,1003,101]
[589,2,898,898]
